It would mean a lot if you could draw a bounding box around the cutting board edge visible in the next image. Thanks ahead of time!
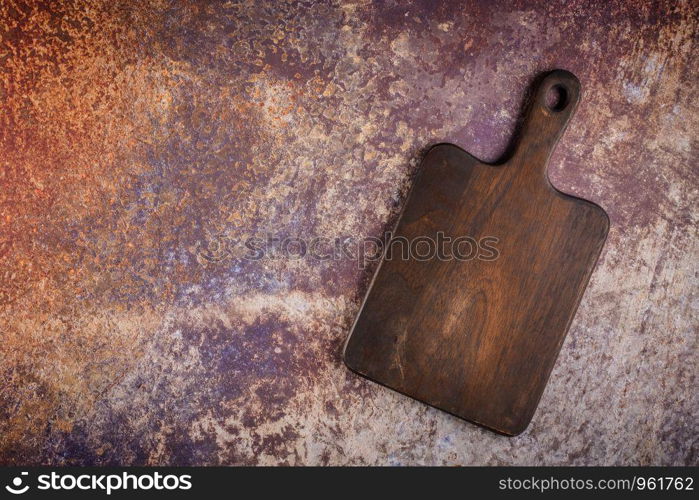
[343,355,531,436]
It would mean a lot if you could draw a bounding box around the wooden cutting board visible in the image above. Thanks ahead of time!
[343,70,609,435]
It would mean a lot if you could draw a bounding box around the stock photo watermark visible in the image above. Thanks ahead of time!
[196,231,500,269]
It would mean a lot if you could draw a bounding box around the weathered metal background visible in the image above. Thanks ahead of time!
[1,0,697,465]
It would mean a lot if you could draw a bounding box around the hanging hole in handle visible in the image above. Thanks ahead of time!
[544,84,568,112]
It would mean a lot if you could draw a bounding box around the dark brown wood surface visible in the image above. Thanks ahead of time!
[344,70,609,436]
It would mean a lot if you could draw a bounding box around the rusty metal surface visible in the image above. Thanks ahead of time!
[1,0,697,465]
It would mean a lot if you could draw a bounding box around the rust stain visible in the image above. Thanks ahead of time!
[0,0,697,465]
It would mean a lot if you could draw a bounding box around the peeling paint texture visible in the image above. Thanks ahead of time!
[1,0,697,465]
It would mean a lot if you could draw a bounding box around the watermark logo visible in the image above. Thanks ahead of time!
[3,471,192,495]
[36,472,192,494]
[196,231,500,269]
[5,472,29,495]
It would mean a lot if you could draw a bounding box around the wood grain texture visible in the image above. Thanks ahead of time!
[344,70,609,436]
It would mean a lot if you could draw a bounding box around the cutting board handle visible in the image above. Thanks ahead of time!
[511,70,581,177]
